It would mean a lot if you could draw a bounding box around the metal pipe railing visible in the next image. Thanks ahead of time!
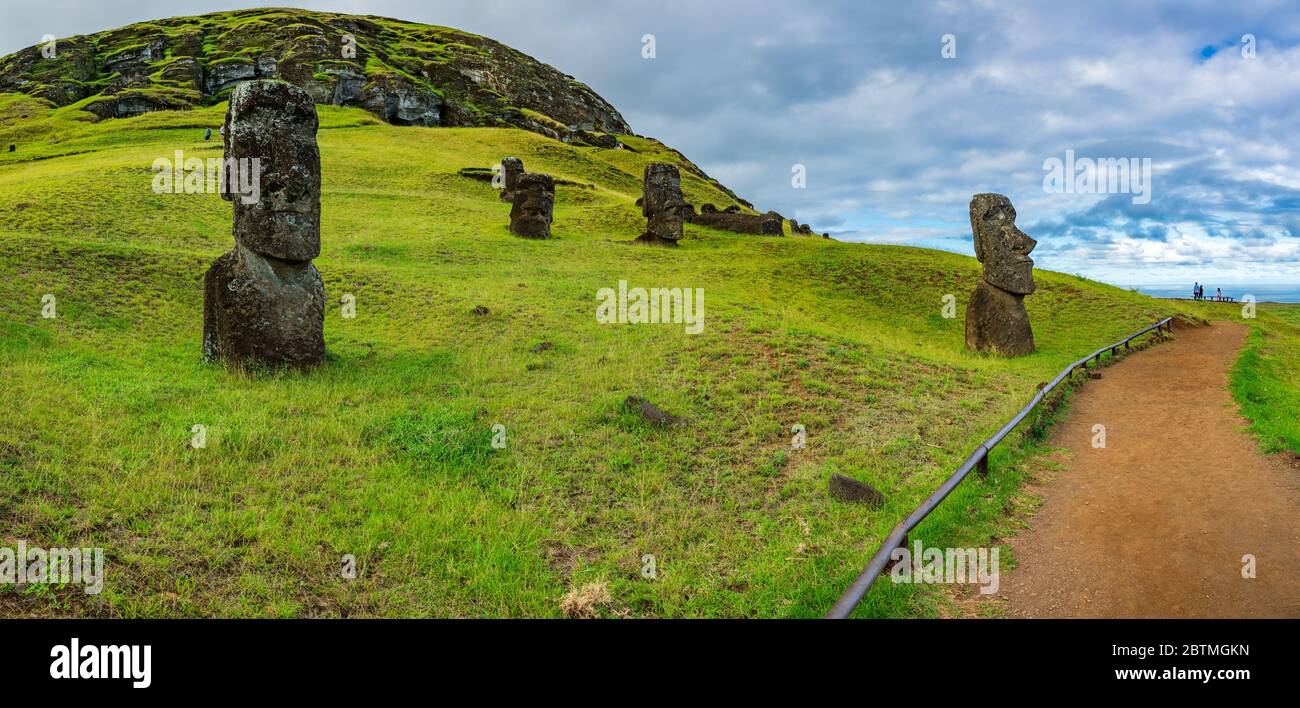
[825,316,1175,619]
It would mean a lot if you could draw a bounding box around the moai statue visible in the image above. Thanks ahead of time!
[203,80,325,370]
[965,193,1036,357]
[760,211,784,235]
[509,173,555,239]
[498,157,525,202]
[636,163,686,246]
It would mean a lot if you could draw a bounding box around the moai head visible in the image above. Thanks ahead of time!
[642,163,686,243]
[760,211,784,235]
[509,173,555,239]
[970,193,1036,295]
[223,80,321,262]
[499,157,525,201]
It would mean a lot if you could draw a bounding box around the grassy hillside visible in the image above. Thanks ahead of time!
[0,96,1292,618]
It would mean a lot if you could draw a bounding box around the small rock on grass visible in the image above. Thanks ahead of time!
[623,396,684,427]
[828,473,885,508]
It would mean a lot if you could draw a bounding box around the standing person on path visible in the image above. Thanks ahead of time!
[1193,282,1200,300]
[1217,287,1222,301]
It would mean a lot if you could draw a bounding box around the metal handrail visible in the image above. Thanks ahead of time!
[825,316,1175,619]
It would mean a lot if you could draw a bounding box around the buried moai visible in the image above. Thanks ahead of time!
[635,163,687,246]
[202,80,325,370]
[509,172,555,239]
[964,193,1037,357]
[498,156,525,202]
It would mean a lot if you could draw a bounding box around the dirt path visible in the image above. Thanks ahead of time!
[997,321,1300,618]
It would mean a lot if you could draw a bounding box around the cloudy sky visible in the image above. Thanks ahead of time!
[4,0,1300,291]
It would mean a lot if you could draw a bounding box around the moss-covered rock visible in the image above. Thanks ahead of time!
[0,7,630,138]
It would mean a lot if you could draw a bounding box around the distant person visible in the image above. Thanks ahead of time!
[204,127,212,141]
[1193,282,1200,300]
[1217,287,1222,301]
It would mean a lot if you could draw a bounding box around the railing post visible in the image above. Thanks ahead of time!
[976,452,990,477]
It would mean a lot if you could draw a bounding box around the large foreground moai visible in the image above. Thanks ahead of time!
[965,193,1036,356]
[509,173,555,239]
[203,80,325,369]
[636,163,686,246]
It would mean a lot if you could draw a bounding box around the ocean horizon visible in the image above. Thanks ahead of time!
[1131,284,1300,304]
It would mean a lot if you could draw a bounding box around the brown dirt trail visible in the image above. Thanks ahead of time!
[998,322,1300,618]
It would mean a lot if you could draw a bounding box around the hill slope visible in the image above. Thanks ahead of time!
[0,8,630,141]
[1,82,1296,617]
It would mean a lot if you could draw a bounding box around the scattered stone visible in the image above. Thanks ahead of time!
[530,341,554,353]
[693,210,784,236]
[457,166,494,183]
[203,80,324,370]
[723,205,741,214]
[700,203,719,214]
[623,395,684,427]
[965,193,1037,357]
[498,156,525,202]
[7,145,13,152]
[828,473,885,507]
[509,172,555,239]
[822,233,830,239]
[472,305,490,316]
[635,163,686,247]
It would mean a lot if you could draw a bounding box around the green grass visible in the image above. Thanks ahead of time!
[0,97,1295,618]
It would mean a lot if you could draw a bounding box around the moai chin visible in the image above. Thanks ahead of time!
[965,193,1036,357]
[636,163,686,247]
[203,80,325,370]
[509,173,555,239]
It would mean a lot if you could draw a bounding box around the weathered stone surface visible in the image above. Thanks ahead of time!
[636,163,686,246]
[965,193,1037,357]
[828,473,884,507]
[222,80,321,262]
[965,280,1035,357]
[202,246,325,369]
[498,157,525,202]
[700,203,719,214]
[204,80,324,370]
[509,173,554,239]
[970,193,1036,295]
[692,210,784,236]
[760,211,784,235]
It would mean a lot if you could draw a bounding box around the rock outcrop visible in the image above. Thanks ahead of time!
[636,163,687,247]
[964,193,1037,357]
[691,209,784,236]
[0,8,630,141]
[203,80,325,370]
[509,173,555,239]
